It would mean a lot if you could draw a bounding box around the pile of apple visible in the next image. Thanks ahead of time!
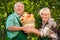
[20,12,35,29]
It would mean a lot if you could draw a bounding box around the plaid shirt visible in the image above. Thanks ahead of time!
[39,18,58,40]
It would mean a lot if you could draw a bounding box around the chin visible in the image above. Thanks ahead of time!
[18,12,22,14]
[42,19,47,22]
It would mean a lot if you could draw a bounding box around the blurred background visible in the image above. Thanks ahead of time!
[0,0,60,40]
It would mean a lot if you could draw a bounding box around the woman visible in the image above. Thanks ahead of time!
[26,7,58,40]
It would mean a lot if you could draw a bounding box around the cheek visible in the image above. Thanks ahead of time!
[41,15,46,19]
[41,16,48,20]
[15,8,19,11]
[46,15,49,19]
[21,8,24,11]
[44,16,48,20]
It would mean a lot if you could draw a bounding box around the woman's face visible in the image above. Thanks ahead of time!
[40,11,49,22]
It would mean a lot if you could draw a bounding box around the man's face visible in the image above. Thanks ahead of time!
[14,3,24,15]
[40,11,49,22]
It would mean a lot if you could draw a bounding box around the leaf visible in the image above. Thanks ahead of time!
[4,12,7,18]
[1,25,4,29]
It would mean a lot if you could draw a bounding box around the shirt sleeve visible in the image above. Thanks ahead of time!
[6,15,15,30]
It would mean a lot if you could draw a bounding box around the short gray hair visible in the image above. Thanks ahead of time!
[14,2,24,8]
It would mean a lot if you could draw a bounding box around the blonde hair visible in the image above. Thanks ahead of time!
[39,7,51,18]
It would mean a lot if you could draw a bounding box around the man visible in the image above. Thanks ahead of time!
[6,2,28,40]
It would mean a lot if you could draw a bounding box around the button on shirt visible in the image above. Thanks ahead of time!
[6,12,21,39]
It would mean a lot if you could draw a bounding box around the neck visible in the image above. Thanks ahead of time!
[43,20,48,24]
[15,12,24,16]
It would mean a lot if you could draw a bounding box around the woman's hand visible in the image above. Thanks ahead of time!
[22,26,41,36]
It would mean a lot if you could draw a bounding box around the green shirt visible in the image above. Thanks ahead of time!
[6,12,27,39]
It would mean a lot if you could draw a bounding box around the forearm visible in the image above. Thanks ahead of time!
[8,26,23,31]
[31,29,41,36]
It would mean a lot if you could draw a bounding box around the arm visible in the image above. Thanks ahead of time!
[49,21,58,39]
[31,29,41,36]
[25,28,41,36]
[45,19,58,40]
[8,26,24,31]
[6,16,25,31]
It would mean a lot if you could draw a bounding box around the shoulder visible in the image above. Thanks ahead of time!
[48,18,57,27]
[48,18,56,24]
[48,18,54,23]
[6,14,15,21]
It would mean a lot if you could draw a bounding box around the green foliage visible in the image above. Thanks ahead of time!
[0,0,60,40]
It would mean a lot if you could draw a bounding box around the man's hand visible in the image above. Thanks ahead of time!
[23,27,32,33]
[22,26,35,33]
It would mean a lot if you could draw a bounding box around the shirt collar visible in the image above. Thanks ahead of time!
[42,18,53,26]
[14,12,20,19]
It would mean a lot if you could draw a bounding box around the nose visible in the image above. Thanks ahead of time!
[42,15,46,18]
[42,15,45,17]
[19,6,24,8]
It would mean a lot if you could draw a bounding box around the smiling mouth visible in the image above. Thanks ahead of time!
[43,18,46,19]
[18,9,21,11]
